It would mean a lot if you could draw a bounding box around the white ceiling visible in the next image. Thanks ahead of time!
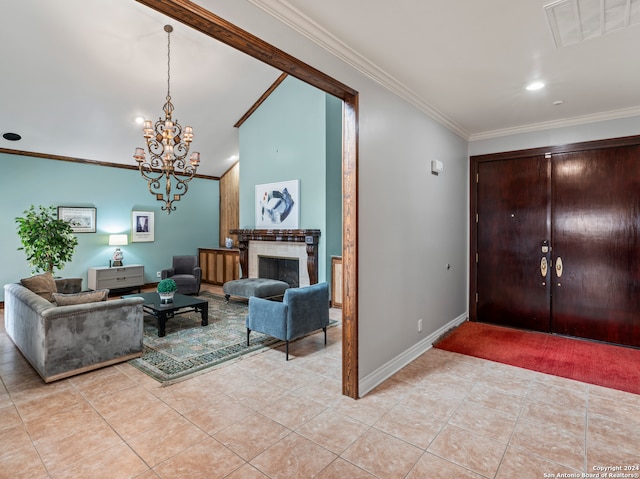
[250,0,640,139]
[1,0,282,177]
[3,0,640,176]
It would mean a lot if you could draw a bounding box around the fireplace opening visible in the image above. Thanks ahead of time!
[258,256,299,288]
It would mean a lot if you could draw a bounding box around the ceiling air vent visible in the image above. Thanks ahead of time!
[545,0,640,48]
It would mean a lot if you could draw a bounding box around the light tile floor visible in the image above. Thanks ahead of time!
[2,291,640,478]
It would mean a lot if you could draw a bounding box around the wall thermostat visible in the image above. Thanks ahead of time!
[431,159,443,174]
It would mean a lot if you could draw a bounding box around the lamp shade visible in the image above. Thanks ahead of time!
[108,234,128,246]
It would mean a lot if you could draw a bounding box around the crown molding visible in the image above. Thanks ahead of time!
[247,0,470,139]
[0,148,220,180]
[248,0,640,144]
[468,105,640,141]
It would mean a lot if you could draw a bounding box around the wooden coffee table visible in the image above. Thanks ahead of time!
[122,292,208,337]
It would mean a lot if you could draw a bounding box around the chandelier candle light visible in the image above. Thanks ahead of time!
[133,25,201,214]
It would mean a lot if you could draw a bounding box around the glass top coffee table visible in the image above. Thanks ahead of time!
[122,292,208,337]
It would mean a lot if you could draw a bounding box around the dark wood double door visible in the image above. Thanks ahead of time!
[470,137,640,348]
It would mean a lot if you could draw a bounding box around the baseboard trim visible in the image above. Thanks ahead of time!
[359,312,468,397]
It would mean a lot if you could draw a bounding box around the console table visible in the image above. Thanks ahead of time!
[88,264,144,292]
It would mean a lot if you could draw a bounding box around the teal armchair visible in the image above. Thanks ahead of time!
[246,282,330,360]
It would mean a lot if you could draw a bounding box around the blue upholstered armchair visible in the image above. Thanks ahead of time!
[161,255,202,295]
[246,282,330,360]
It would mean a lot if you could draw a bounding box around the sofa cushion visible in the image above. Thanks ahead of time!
[53,289,109,306]
[21,272,57,302]
[54,277,83,294]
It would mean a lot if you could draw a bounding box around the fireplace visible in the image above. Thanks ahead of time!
[259,256,299,288]
[230,229,321,287]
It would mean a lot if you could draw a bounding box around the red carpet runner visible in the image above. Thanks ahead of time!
[434,321,640,395]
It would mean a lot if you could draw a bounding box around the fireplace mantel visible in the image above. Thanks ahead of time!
[230,229,321,285]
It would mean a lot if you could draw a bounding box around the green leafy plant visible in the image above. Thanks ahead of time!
[157,278,177,293]
[15,205,78,275]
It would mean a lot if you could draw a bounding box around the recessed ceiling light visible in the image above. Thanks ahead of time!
[553,100,564,106]
[2,132,22,141]
[526,82,545,91]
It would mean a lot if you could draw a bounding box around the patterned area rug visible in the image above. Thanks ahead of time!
[128,292,336,385]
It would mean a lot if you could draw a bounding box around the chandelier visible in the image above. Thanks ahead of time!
[133,25,200,214]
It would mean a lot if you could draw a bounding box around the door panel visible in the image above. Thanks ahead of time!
[476,156,551,331]
[552,146,640,346]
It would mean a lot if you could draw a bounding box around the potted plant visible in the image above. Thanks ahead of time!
[157,278,177,303]
[15,205,78,275]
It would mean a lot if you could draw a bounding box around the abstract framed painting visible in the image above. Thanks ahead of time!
[255,180,299,229]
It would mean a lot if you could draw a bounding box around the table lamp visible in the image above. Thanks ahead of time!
[108,234,128,267]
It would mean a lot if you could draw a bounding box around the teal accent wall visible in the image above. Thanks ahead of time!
[1,152,219,300]
[325,94,343,282]
[238,76,342,285]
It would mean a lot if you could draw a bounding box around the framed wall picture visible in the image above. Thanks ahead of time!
[57,206,96,233]
[255,179,300,229]
[131,211,154,242]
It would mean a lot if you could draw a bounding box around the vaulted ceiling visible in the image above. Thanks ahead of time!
[3,0,640,177]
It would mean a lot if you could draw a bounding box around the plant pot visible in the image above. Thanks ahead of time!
[158,291,175,303]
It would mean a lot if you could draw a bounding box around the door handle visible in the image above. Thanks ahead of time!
[540,257,548,277]
[555,257,563,278]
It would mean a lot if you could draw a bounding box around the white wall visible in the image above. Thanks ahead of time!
[469,116,640,156]
[203,1,470,390]
[357,86,468,383]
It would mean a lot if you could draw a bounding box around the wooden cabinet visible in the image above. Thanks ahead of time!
[219,162,239,247]
[199,248,240,285]
[88,264,144,292]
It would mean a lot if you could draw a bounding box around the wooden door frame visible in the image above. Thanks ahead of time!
[469,134,640,323]
[135,0,359,397]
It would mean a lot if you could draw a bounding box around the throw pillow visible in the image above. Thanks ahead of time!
[20,272,57,302]
[52,289,109,306]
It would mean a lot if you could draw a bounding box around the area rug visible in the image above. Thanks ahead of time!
[128,292,337,385]
[434,321,640,395]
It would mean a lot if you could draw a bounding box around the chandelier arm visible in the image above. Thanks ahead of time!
[180,166,198,180]
[160,176,190,214]
[137,162,166,181]
[145,136,167,158]
[171,177,191,196]
[172,157,190,170]
[173,145,190,160]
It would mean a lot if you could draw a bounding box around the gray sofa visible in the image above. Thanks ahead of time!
[4,280,145,383]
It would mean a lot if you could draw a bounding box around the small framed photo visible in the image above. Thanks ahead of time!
[132,211,154,242]
[58,206,96,233]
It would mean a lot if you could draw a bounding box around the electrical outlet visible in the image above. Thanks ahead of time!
[156,271,161,278]
[418,319,423,333]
